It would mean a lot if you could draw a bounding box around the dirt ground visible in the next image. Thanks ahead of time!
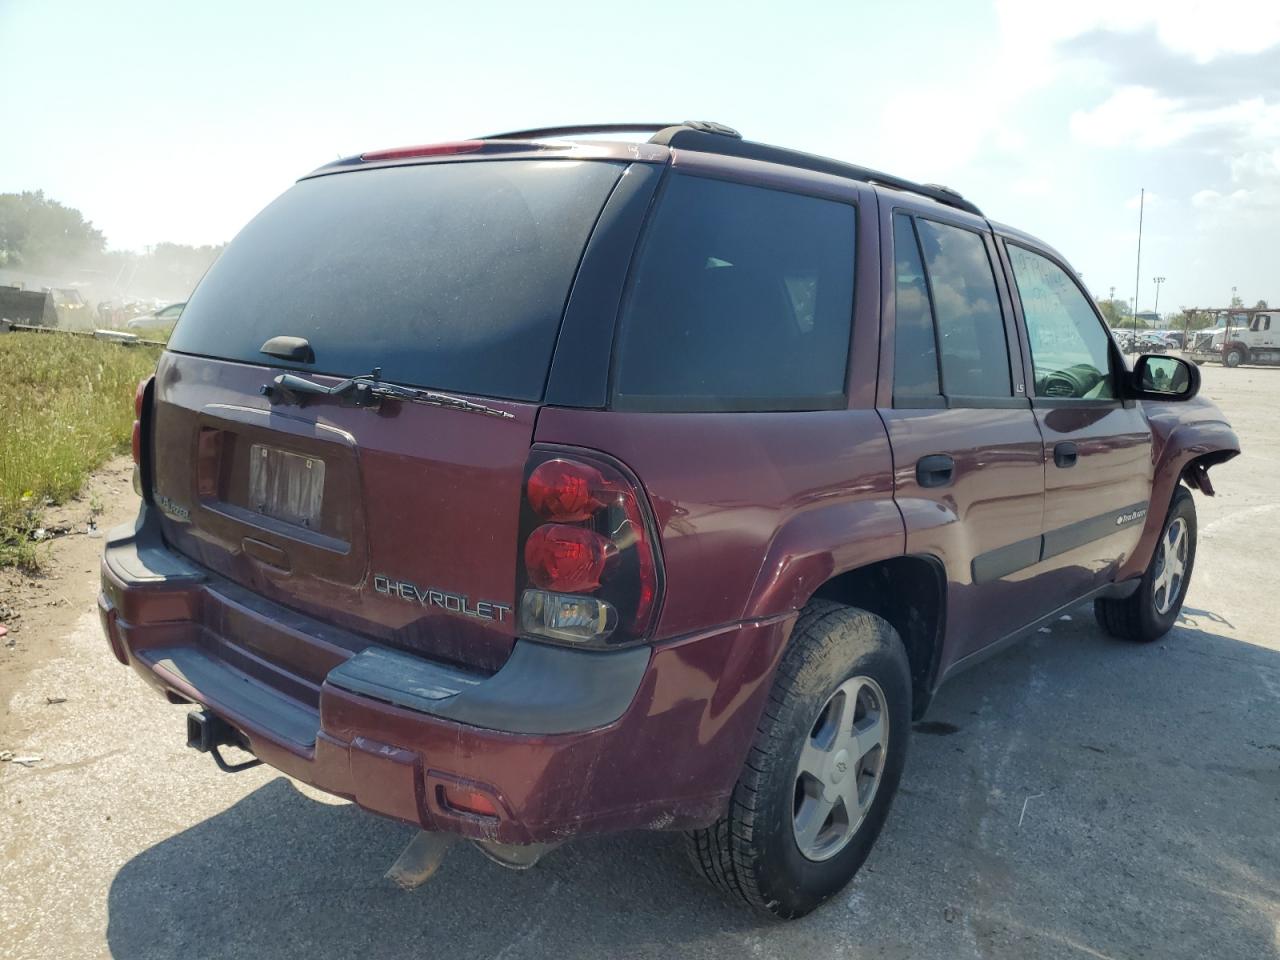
[0,459,136,714]
[1,366,1277,960]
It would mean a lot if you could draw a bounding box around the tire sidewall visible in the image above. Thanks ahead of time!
[753,613,912,916]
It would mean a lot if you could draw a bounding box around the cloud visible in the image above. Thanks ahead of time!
[1061,26,1280,105]
[1070,90,1280,150]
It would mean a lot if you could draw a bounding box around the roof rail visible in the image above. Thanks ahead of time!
[478,121,742,141]
[475,121,980,217]
[649,127,983,217]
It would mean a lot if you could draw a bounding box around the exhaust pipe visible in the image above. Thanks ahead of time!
[186,709,263,773]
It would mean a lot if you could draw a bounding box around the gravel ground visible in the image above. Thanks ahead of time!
[1,364,1276,960]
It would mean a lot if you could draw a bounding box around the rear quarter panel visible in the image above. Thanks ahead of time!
[531,409,901,636]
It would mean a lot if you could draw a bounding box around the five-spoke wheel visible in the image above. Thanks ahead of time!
[793,676,889,861]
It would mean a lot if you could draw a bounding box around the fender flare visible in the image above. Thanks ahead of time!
[742,498,906,621]
[1117,414,1239,580]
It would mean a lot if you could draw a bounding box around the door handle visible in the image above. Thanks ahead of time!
[1053,441,1078,468]
[916,454,955,488]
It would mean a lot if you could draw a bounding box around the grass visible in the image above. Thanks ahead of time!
[0,333,160,570]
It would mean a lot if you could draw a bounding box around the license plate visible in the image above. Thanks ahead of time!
[248,444,325,528]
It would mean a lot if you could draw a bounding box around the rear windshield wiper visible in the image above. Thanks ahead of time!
[261,368,514,420]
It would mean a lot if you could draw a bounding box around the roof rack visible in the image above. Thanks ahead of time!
[477,121,742,141]
[475,121,982,217]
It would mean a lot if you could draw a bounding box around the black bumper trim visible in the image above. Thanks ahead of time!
[327,640,651,736]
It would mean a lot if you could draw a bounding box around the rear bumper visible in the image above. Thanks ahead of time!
[99,507,793,843]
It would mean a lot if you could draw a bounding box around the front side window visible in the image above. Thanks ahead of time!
[1006,244,1115,400]
[915,219,1012,398]
[613,174,856,411]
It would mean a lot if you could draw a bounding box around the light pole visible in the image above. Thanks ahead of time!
[1153,276,1166,318]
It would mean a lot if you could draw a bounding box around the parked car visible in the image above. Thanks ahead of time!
[100,122,1240,919]
[126,300,185,332]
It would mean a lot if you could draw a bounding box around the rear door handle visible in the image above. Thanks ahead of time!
[916,454,955,488]
[1053,442,1078,468]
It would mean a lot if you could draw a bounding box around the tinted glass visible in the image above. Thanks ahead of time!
[614,175,855,411]
[892,214,940,399]
[1007,244,1115,399]
[915,219,1011,397]
[168,160,623,401]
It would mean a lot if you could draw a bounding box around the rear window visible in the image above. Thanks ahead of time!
[168,160,623,401]
[612,174,856,412]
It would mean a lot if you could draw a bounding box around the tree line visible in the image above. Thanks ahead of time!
[0,191,224,303]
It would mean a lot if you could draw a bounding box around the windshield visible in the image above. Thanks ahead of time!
[167,159,623,401]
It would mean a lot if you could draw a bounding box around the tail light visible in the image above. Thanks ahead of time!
[516,447,663,647]
[132,374,155,498]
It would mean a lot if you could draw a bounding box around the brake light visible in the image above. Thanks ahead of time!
[526,460,606,521]
[131,375,154,498]
[359,140,484,162]
[524,524,613,592]
[131,375,153,466]
[516,448,663,646]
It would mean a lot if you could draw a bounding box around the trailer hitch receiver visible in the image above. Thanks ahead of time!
[186,709,263,773]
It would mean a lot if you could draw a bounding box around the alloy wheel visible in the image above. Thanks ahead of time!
[1152,517,1188,615]
[792,676,889,862]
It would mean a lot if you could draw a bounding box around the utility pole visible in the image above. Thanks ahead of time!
[1132,188,1145,345]
[1153,276,1166,318]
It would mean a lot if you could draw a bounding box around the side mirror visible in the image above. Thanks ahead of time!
[1130,354,1199,401]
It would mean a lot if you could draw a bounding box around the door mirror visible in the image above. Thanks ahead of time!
[1130,354,1199,401]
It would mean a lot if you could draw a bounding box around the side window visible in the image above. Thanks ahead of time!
[613,175,856,411]
[915,219,1012,398]
[892,214,940,399]
[1006,244,1116,400]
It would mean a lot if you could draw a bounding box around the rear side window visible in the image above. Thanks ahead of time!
[915,219,1012,398]
[892,214,940,399]
[612,175,856,411]
[168,160,623,402]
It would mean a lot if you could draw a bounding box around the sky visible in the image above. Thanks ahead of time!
[2,0,1277,312]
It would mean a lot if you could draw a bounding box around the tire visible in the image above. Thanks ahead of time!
[686,600,911,919]
[1094,486,1197,643]
[1224,348,1244,367]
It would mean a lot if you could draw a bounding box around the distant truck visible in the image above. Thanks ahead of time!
[1187,310,1280,367]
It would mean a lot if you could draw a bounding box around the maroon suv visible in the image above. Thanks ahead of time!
[100,122,1239,918]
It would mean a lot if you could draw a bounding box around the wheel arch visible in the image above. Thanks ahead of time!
[808,555,946,720]
[1117,411,1240,581]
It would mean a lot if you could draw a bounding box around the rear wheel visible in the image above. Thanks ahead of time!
[1095,486,1197,642]
[686,601,911,919]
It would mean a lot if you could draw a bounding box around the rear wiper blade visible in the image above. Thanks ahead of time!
[262,368,514,420]
[359,380,515,419]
